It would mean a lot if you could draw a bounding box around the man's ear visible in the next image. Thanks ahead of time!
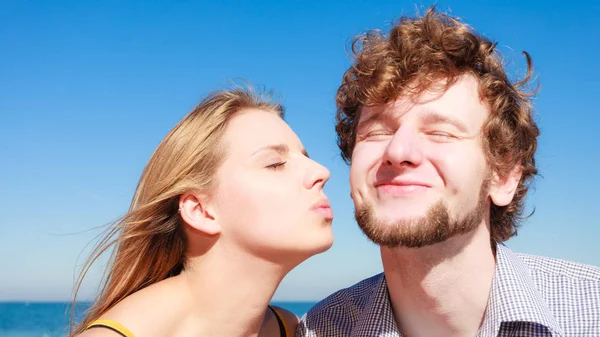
[178,192,221,235]
[489,166,522,207]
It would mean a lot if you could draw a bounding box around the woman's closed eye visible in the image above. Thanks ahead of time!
[266,161,287,171]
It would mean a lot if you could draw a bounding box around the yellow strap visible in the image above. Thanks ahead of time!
[87,319,136,337]
[270,306,291,337]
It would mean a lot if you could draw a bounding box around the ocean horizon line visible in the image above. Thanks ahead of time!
[0,299,320,304]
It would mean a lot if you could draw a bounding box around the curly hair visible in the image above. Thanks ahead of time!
[336,7,539,242]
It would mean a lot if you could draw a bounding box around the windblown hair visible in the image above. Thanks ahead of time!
[69,87,283,336]
[336,7,539,242]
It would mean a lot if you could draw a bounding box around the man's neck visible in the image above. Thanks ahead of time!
[382,224,496,337]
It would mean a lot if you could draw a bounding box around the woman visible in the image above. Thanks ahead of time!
[70,87,334,337]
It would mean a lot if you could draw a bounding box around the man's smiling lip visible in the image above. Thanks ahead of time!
[374,179,431,195]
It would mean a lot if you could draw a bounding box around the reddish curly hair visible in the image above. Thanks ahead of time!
[336,7,539,242]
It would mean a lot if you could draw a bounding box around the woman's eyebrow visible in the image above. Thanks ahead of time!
[252,144,308,157]
[252,144,289,156]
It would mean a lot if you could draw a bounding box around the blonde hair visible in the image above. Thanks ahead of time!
[69,87,283,335]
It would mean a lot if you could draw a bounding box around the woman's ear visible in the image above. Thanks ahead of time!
[489,166,522,207]
[178,192,221,235]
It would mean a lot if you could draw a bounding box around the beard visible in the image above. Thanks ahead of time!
[355,178,490,248]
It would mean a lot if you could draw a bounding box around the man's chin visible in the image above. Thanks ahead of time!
[370,209,429,225]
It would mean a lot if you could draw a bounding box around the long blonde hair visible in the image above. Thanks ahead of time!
[69,87,283,335]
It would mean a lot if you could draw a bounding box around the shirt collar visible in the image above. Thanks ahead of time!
[351,273,401,337]
[478,243,563,336]
[352,244,563,337]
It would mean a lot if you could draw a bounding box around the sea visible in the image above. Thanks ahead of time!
[0,301,316,337]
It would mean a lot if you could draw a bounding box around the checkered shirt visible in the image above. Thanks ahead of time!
[297,244,600,337]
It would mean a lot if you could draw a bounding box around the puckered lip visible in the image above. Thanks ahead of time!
[311,197,331,210]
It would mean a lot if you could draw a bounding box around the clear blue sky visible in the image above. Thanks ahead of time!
[1,0,598,302]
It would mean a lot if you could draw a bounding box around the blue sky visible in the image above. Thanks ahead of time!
[1,0,598,302]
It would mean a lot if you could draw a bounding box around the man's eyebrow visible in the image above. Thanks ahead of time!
[356,109,385,131]
[421,109,469,133]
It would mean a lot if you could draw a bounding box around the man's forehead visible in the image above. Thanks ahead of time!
[358,76,486,125]
[359,99,415,123]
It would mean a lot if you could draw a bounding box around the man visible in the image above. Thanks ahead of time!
[298,7,600,337]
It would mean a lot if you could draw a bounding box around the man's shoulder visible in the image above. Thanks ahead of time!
[516,252,600,283]
[515,252,600,327]
[304,273,384,321]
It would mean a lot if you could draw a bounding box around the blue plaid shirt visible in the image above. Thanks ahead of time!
[297,244,600,337]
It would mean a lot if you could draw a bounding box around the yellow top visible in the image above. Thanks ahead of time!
[86,319,135,337]
[270,305,291,337]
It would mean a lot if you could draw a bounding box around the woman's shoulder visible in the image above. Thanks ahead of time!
[78,326,124,337]
[79,279,181,337]
[78,318,136,337]
[76,293,148,337]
